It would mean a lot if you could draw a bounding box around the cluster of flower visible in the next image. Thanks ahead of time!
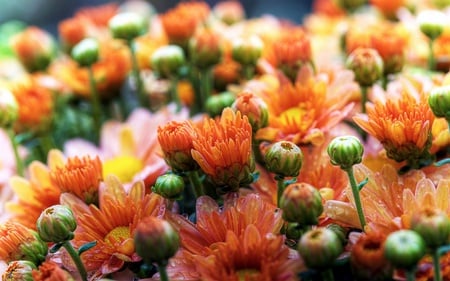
[0,0,449,280]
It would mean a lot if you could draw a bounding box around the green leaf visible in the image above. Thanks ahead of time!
[78,241,97,255]
[49,242,64,253]
[357,177,368,191]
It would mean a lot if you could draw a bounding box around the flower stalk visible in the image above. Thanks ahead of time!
[7,127,24,177]
[87,66,102,141]
[128,41,147,108]
[188,170,204,198]
[345,167,366,230]
[63,241,88,281]
[157,262,169,281]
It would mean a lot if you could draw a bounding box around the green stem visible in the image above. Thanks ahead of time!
[405,268,416,281]
[276,176,286,208]
[428,39,435,71]
[157,263,169,281]
[198,68,212,112]
[321,268,335,281]
[188,170,204,198]
[6,128,24,177]
[433,249,442,281]
[170,76,181,112]
[128,40,147,108]
[361,86,367,114]
[87,66,101,142]
[243,65,254,80]
[344,167,366,230]
[63,241,88,281]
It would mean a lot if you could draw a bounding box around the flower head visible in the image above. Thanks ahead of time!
[2,260,36,281]
[231,91,269,131]
[0,89,18,128]
[189,28,223,69]
[32,261,75,281]
[36,205,77,243]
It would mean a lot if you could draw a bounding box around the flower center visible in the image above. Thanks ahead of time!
[104,226,134,256]
[103,155,144,183]
[237,269,261,281]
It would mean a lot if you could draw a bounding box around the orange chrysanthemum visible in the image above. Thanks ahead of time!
[49,40,131,98]
[255,66,355,146]
[8,76,53,133]
[312,0,345,17]
[50,155,103,204]
[213,56,241,91]
[353,84,435,164]
[369,0,405,18]
[167,194,300,280]
[32,261,74,281]
[191,108,254,192]
[6,150,62,230]
[60,176,165,278]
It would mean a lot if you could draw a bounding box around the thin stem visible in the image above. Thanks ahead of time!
[405,268,416,281]
[361,86,367,114]
[157,263,169,281]
[188,170,204,198]
[128,41,147,108]
[321,268,335,281]
[87,66,101,142]
[170,76,181,112]
[198,68,212,112]
[345,167,366,230]
[433,249,442,281]
[63,241,88,281]
[428,39,435,71]
[243,65,254,80]
[6,128,24,177]
[276,176,286,208]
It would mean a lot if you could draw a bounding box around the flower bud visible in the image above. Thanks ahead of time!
[189,29,223,69]
[298,227,343,270]
[231,35,264,66]
[0,89,19,128]
[333,0,367,12]
[264,141,303,177]
[109,12,147,41]
[384,230,426,270]
[280,182,323,226]
[152,173,185,200]
[2,260,36,281]
[346,48,384,87]
[32,261,75,281]
[10,26,55,72]
[71,38,99,67]
[151,45,186,78]
[36,205,77,243]
[231,91,268,131]
[327,136,364,170]
[417,10,446,40]
[428,85,450,120]
[213,1,245,25]
[205,92,236,117]
[134,216,180,265]
[410,208,450,249]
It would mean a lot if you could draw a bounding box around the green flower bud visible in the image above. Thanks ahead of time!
[189,29,223,69]
[109,12,147,41]
[264,141,303,178]
[152,173,185,200]
[417,10,446,40]
[231,91,269,131]
[151,45,186,78]
[2,260,36,281]
[433,0,450,9]
[384,230,426,270]
[429,85,450,120]
[0,89,18,128]
[134,216,180,265]
[231,35,264,66]
[298,228,344,270]
[327,136,364,170]
[205,92,236,117]
[280,182,323,226]
[410,208,450,249]
[333,0,367,12]
[346,48,384,87]
[37,205,77,243]
[71,38,99,67]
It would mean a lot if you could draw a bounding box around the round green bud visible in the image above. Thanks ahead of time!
[346,48,384,87]
[109,12,147,41]
[280,182,323,226]
[333,0,367,12]
[151,45,186,78]
[384,230,426,270]
[417,10,446,40]
[134,216,180,265]
[298,227,344,270]
[429,85,450,120]
[231,35,264,66]
[152,173,185,201]
[71,38,99,67]
[327,135,364,170]
[0,89,18,128]
[2,260,36,281]
[410,208,450,249]
[264,141,303,178]
[189,30,223,69]
[205,92,236,117]
[37,205,77,243]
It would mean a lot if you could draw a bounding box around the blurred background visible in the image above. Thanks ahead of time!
[0,0,313,34]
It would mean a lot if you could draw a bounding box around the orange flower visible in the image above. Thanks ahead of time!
[213,56,241,91]
[191,108,254,192]
[255,66,355,146]
[32,261,74,281]
[166,194,300,280]
[49,40,130,99]
[58,17,91,50]
[369,0,405,18]
[8,76,54,133]
[60,176,165,278]
[312,0,345,17]
[6,150,62,230]
[134,35,168,69]
[50,155,103,204]
[353,83,435,164]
